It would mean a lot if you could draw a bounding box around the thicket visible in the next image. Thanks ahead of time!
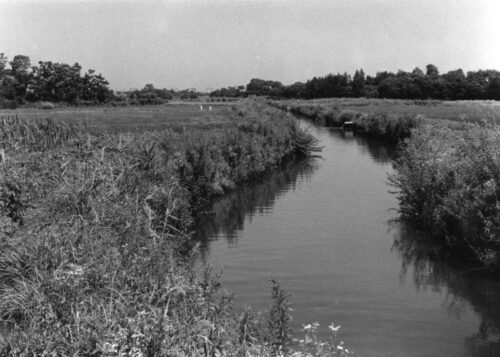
[0,104,345,355]
[389,124,500,269]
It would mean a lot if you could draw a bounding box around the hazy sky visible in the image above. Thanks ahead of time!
[1,0,499,91]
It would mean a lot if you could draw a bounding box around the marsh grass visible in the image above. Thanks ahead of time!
[0,102,323,355]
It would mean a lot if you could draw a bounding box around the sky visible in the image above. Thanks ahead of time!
[1,0,499,91]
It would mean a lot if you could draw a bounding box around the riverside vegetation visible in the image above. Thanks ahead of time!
[275,98,500,271]
[0,102,353,356]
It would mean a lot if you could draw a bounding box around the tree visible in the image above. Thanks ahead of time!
[486,77,500,100]
[10,55,31,75]
[81,69,111,102]
[411,67,424,76]
[246,78,284,96]
[352,69,366,97]
[0,53,8,78]
[426,64,439,77]
[9,55,32,102]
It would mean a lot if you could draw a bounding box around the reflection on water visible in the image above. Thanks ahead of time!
[194,120,500,356]
[194,158,319,261]
[392,222,500,356]
[334,129,397,164]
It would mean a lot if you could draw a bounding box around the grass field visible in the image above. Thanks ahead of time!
[0,103,239,133]
[286,98,500,123]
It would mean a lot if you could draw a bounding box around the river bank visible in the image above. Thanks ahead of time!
[274,98,500,271]
[0,103,326,355]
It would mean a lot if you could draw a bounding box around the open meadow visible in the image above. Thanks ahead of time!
[306,97,500,123]
[0,103,240,133]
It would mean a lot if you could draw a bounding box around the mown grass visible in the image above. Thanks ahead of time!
[0,102,347,356]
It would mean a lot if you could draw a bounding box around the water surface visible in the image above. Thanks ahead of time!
[194,123,500,357]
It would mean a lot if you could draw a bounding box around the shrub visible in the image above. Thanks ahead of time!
[390,124,500,268]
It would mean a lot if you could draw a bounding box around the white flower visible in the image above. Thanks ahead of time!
[329,323,341,332]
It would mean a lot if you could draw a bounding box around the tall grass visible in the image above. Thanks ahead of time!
[0,103,325,354]
[390,123,500,269]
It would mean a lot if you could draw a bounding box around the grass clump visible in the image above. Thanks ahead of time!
[0,102,324,355]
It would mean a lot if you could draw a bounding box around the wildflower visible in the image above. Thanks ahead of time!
[329,323,341,332]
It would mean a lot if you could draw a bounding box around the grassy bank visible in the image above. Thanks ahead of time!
[0,103,342,355]
[271,98,500,143]
[273,98,500,270]
[270,100,421,142]
[389,123,500,270]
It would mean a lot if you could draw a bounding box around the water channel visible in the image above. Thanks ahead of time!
[194,121,500,357]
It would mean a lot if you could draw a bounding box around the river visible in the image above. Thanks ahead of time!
[194,121,500,357]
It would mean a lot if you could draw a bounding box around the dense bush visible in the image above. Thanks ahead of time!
[390,124,500,269]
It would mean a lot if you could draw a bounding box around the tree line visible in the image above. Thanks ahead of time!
[0,53,113,106]
[0,53,204,108]
[211,64,500,101]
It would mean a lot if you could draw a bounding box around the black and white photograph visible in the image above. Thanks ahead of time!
[1,0,500,355]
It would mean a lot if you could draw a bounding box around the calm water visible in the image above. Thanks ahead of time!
[194,122,500,357]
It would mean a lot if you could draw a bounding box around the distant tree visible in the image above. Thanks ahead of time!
[372,71,394,86]
[9,55,32,102]
[487,77,500,100]
[426,64,439,77]
[10,55,31,75]
[352,69,366,97]
[0,53,7,77]
[442,69,466,99]
[411,67,424,76]
[282,82,306,98]
[81,69,111,102]
[30,61,83,103]
[246,78,284,96]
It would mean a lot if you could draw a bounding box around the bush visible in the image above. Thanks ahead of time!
[390,124,500,268]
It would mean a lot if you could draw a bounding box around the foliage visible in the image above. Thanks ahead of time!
[271,100,420,142]
[390,124,500,269]
[0,103,325,354]
[209,65,500,101]
[268,279,293,356]
[0,53,112,105]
